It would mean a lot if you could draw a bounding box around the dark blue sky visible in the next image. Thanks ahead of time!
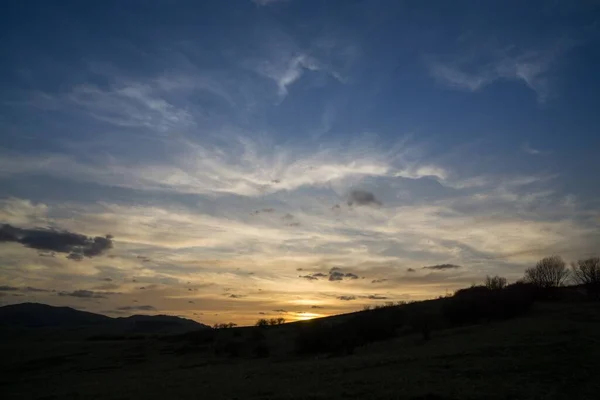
[1,0,599,323]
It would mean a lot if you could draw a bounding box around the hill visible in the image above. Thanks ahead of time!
[0,302,209,334]
[1,301,599,399]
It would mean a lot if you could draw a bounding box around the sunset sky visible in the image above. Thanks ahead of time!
[1,0,599,325]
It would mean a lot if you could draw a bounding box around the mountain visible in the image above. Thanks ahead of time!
[0,303,210,334]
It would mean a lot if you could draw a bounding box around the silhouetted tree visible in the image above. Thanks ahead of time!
[524,256,569,288]
[484,275,507,290]
[571,257,600,298]
[213,322,237,329]
[255,318,269,327]
[276,317,286,325]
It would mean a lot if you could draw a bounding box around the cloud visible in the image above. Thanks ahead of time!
[428,45,566,103]
[0,198,48,227]
[423,264,462,270]
[329,268,359,281]
[65,82,194,132]
[1,135,452,199]
[0,286,50,292]
[371,279,388,284]
[0,223,113,260]
[367,294,388,300]
[311,305,324,309]
[347,190,382,207]
[228,294,245,299]
[58,290,114,299]
[282,213,295,221]
[407,268,416,272]
[259,53,322,97]
[273,309,287,313]
[300,269,358,281]
[337,295,356,301]
[116,305,156,311]
[251,208,276,215]
[24,286,51,292]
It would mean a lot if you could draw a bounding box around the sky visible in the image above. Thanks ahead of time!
[1,0,599,325]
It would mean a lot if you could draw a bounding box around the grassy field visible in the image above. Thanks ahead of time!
[2,302,599,400]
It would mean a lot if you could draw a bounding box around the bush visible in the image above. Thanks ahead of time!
[443,283,535,326]
[294,306,405,356]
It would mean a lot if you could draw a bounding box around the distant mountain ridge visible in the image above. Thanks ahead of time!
[0,303,210,334]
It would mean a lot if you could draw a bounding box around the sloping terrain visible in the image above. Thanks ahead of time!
[2,302,599,400]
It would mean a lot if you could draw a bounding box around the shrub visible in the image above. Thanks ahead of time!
[443,283,534,326]
[294,306,405,356]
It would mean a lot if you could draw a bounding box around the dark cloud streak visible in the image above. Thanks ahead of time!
[347,190,382,207]
[0,224,113,260]
[423,264,462,270]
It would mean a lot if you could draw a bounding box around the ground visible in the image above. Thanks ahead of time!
[2,302,599,400]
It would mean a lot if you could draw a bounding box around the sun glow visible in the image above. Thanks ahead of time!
[293,312,323,321]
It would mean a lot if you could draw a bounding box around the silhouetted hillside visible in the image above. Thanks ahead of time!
[0,303,209,334]
[0,303,111,327]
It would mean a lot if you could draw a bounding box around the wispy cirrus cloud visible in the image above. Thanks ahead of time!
[429,43,569,102]
[255,51,344,98]
[0,135,450,198]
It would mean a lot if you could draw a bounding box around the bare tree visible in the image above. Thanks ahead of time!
[276,317,286,325]
[213,322,237,329]
[484,275,507,290]
[255,318,269,327]
[524,256,569,288]
[571,257,600,297]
